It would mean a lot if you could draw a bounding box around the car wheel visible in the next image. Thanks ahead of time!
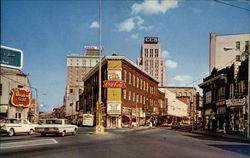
[41,133,46,137]
[28,129,34,135]
[72,129,77,136]
[8,128,14,137]
[61,131,65,137]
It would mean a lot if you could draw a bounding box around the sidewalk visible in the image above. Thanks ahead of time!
[191,129,248,142]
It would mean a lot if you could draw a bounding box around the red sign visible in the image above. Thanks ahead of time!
[11,89,31,107]
[103,80,126,88]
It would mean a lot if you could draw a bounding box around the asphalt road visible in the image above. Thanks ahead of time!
[0,127,249,158]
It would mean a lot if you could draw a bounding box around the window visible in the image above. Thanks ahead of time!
[155,49,158,57]
[128,91,131,101]
[238,80,245,93]
[15,113,21,119]
[217,87,225,100]
[123,89,127,99]
[133,75,135,86]
[129,72,131,85]
[229,83,234,99]
[205,91,212,104]
[245,41,249,50]
[133,92,135,102]
[137,77,139,88]
[236,41,240,50]
[150,49,153,57]
[124,70,127,81]
[0,84,2,96]
[145,49,148,57]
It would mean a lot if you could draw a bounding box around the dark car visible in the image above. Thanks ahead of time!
[171,122,181,129]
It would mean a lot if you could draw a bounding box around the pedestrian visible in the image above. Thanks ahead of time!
[149,121,153,128]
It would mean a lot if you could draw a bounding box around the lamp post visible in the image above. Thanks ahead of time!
[90,0,109,135]
[224,47,250,141]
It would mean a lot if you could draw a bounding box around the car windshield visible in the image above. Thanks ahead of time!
[44,120,62,124]
[0,119,18,123]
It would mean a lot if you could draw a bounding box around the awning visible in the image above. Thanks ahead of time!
[0,106,8,113]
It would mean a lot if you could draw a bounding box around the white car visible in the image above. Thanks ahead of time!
[0,119,36,136]
[35,119,78,137]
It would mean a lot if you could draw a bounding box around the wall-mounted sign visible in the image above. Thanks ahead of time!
[103,80,126,88]
[226,98,246,107]
[84,46,103,50]
[108,70,121,80]
[107,102,121,114]
[144,37,158,44]
[216,100,226,106]
[0,46,23,70]
[108,61,121,70]
[11,89,31,107]
[107,88,121,101]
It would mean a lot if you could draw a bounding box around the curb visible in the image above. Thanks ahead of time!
[191,130,248,142]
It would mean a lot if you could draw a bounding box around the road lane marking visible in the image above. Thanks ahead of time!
[0,139,58,149]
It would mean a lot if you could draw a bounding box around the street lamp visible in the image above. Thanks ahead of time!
[90,0,109,135]
[224,46,250,141]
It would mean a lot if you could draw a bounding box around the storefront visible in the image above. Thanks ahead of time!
[216,106,226,133]
[226,98,247,135]
[204,109,216,131]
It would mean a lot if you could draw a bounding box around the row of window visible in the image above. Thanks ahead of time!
[123,70,158,95]
[123,89,157,106]
[205,80,246,104]
[235,41,249,50]
[144,48,159,58]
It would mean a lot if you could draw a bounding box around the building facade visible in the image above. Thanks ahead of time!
[0,46,36,121]
[137,37,166,86]
[159,88,188,124]
[209,33,250,73]
[82,56,166,128]
[162,87,202,123]
[199,58,248,136]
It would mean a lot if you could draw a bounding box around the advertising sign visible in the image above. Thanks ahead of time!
[103,80,126,88]
[107,88,121,101]
[11,89,31,107]
[0,46,23,69]
[144,37,158,44]
[108,61,121,69]
[108,70,121,80]
[226,98,246,107]
[82,114,94,126]
[107,102,121,114]
[84,46,103,50]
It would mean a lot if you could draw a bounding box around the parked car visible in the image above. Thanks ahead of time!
[171,122,181,129]
[0,119,36,136]
[35,119,78,137]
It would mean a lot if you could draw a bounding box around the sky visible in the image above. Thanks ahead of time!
[1,0,249,112]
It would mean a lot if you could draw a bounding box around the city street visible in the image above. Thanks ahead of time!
[1,127,249,158]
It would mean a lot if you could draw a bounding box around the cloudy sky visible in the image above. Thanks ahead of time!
[2,0,249,112]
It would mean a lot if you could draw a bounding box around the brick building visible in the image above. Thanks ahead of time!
[81,56,166,128]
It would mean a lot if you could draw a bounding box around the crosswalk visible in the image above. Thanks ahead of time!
[0,139,58,149]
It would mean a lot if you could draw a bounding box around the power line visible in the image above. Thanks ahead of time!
[214,0,250,12]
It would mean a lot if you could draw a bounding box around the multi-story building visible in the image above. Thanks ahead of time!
[81,55,166,128]
[158,88,188,124]
[199,58,248,137]
[137,37,166,86]
[52,105,65,119]
[66,46,101,96]
[209,33,250,73]
[160,87,202,123]
[0,46,36,121]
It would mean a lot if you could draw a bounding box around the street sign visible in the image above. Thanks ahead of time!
[0,45,23,69]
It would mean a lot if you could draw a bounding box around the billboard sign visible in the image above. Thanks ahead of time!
[11,88,31,107]
[0,46,23,69]
[103,80,126,88]
[107,102,121,114]
[108,70,121,80]
[144,37,158,44]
